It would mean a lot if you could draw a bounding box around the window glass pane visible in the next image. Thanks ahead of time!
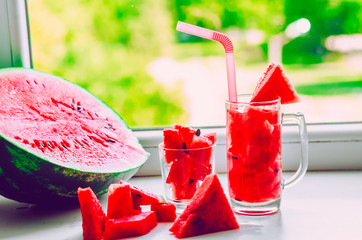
[28,0,362,128]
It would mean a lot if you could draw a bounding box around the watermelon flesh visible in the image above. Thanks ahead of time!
[0,68,149,204]
[107,183,134,219]
[78,187,106,240]
[226,104,282,203]
[250,63,300,104]
[104,211,157,240]
[120,180,160,211]
[162,125,216,201]
[151,203,177,222]
[169,173,239,238]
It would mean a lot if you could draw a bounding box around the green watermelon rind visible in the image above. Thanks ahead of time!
[0,68,149,204]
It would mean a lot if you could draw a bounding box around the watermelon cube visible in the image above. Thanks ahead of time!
[151,203,177,222]
[77,187,106,240]
[107,183,133,219]
[173,124,196,147]
[170,174,239,238]
[120,180,160,210]
[104,211,157,240]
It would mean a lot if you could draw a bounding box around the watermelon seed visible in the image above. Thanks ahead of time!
[106,138,116,143]
[189,179,194,184]
[135,193,142,198]
[195,129,201,136]
[274,169,279,173]
[88,136,94,141]
[40,141,45,148]
[231,156,238,160]
[47,142,54,149]
[61,144,68,150]
[77,105,82,112]
[182,142,189,154]
[106,123,115,131]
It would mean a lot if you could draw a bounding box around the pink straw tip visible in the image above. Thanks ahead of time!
[176,21,213,40]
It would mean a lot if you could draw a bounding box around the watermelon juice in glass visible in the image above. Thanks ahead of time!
[226,94,308,215]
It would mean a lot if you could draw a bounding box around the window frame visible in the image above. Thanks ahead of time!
[5,1,362,177]
[134,122,362,176]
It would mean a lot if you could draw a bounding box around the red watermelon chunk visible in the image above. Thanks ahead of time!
[173,124,196,147]
[120,180,160,211]
[107,183,134,219]
[169,174,239,238]
[151,203,177,222]
[77,187,106,240]
[104,211,157,240]
[251,63,300,104]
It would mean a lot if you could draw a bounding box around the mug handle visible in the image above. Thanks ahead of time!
[282,113,309,189]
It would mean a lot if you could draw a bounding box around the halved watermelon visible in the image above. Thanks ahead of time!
[0,68,149,204]
[169,174,239,238]
[250,63,300,104]
[78,187,106,240]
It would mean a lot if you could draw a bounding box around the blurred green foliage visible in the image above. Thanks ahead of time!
[28,0,362,127]
[29,0,187,128]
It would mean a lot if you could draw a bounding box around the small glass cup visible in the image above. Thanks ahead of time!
[225,94,308,215]
[159,143,215,211]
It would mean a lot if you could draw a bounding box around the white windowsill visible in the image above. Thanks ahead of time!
[134,122,362,176]
[1,171,361,240]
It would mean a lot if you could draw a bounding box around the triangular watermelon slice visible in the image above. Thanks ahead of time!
[120,180,160,211]
[251,63,300,104]
[77,187,106,240]
[106,183,134,219]
[169,174,239,238]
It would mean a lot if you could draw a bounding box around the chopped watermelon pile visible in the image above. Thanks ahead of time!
[78,181,176,240]
[251,63,300,104]
[226,106,282,202]
[162,124,216,200]
[170,173,239,238]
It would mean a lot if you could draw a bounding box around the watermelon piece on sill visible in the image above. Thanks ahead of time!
[106,183,134,219]
[104,211,157,240]
[0,68,149,205]
[77,187,106,240]
[251,63,300,104]
[169,173,239,238]
[120,180,160,210]
[151,202,177,222]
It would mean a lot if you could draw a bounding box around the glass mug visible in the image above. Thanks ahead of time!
[225,94,308,215]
